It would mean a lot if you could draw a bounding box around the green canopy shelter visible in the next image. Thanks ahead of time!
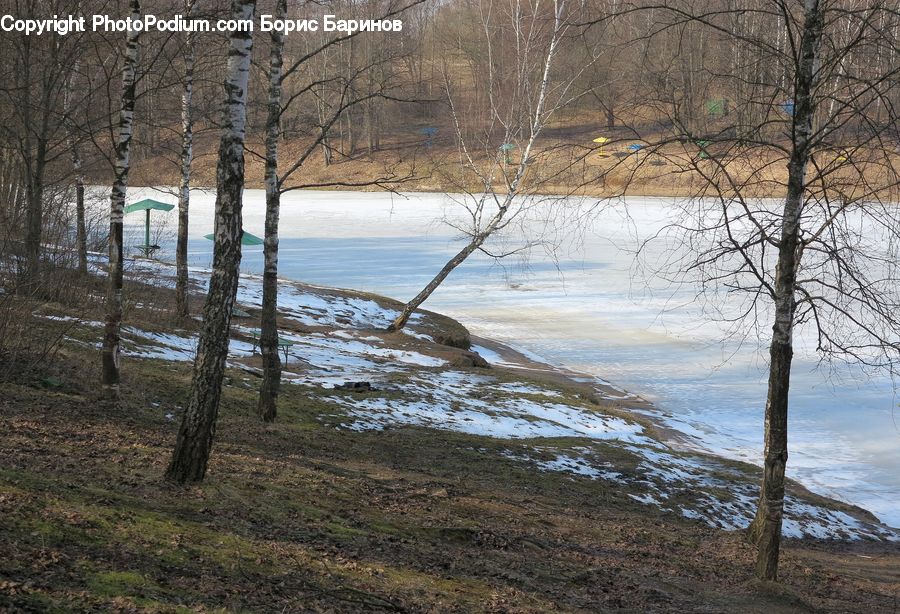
[203,231,264,246]
[201,230,263,319]
[124,198,175,256]
[705,98,729,117]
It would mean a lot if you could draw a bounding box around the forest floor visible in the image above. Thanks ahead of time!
[1,257,899,612]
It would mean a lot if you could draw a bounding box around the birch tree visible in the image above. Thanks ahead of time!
[166,0,257,484]
[388,0,603,332]
[254,0,426,422]
[101,0,141,391]
[257,0,287,423]
[745,0,823,580]
[175,1,196,318]
[627,0,900,581]
[63,59,88,275]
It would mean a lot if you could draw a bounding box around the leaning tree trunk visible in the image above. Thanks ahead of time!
[166,0,256,484]
[386,172,527,332]
[387,234,487,332]
[746,0,822,582]
[175,25,195,318]
[388,0,562,332]
[101,0,141,392]
[258,0,286,423]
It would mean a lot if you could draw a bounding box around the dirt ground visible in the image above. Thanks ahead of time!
[1,276,898,612]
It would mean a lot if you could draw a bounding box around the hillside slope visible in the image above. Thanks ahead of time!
[1,258,898,612]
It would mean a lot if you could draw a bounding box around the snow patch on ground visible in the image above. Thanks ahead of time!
[470,344,511,366]
[503,448,624,481]
[120,327,255,362]
[492,382,562,398]
[220,328,447,388]
[278,332,446,368]
[36,314,104,328]
[328,371,649,443]
[80,253,899,543]
[502,440,899,542]
[118,256,421,331]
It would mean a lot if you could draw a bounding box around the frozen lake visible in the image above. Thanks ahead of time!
[117,186,900,528]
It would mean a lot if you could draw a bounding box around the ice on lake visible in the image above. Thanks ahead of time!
[100,186,900,528]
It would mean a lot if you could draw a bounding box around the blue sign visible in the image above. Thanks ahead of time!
[419,126,438,147]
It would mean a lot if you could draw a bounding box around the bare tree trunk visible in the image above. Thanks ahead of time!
[388,0,565,332]
[318,61,333,166]
[387,235,484,333]
[345,38,356,155]
[176,22,195,319]
[74,169,86,274]
[64,59,88,275]
[348,110,357,154]
[258,0,286,423]
[101,0,141,392]
[366,99,375,154]
[165,0,256,484]
[746,0,823,582]
[24,170,45,280]
[20,35,43,282]
[22,48,54,282]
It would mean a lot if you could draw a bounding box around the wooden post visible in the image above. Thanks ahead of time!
[145,208,151,250]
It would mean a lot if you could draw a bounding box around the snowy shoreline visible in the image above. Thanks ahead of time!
[44,253,897,541]
[89,186,900,529]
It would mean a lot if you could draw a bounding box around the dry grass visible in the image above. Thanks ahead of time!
[121,120,900,202]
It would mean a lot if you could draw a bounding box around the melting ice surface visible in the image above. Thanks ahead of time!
[114,187,900,528]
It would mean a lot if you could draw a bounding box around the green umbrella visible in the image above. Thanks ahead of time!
[695,140,711,160]
[203,231,264,246]
[125,199,175,255]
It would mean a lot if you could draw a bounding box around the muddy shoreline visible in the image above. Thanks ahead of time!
[468,334,891,529]
[471,334,719,452]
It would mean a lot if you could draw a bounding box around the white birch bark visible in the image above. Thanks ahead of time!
[101,0,141,391]
[166,0,256,484]
[258,0,287,422]
[175,11,195,318]
[746,0,823,582]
